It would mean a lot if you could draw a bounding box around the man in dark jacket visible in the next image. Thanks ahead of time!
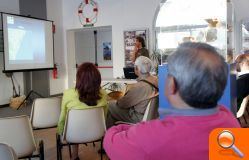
[236,52,249,109]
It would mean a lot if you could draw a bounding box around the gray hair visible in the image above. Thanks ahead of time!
[134,56,152,74]
[167,42,228,109]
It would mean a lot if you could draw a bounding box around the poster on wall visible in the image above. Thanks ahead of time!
[103,42,112,60]
[124,29,148,66]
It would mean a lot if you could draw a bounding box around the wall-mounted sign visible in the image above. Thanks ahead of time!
[78,0,98,27]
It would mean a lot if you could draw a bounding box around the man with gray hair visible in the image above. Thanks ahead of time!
[167,42,228,109]
[106,56,158,128]
[104,42,240,160]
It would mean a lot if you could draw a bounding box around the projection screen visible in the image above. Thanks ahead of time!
[1,13,54,72]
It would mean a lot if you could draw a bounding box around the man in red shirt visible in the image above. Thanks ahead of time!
[104,42,240,160]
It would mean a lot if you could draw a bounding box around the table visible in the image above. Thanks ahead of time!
[101,78,137,93]
[101,78,137,85]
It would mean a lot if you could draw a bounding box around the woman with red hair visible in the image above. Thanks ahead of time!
[57,62,108,160]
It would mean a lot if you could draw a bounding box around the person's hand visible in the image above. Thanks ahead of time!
[133,45,138,53]
[130,46,138,62]
[130,51,136,62]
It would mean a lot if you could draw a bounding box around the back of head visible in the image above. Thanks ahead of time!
[136,36,146,48]
[135,56,152,75]
[235,53,249,72]
[76,62,101,106]
[167,42,228,109]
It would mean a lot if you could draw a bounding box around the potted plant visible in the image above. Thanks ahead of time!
[150,50,162,75]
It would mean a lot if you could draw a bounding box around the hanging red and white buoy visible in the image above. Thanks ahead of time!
[78,0,98,26]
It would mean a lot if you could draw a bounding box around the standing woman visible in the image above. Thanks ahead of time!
[57,62,108,160]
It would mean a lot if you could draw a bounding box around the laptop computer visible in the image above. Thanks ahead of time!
[123,67,138,79]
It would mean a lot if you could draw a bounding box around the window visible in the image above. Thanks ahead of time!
[155,0,227,63]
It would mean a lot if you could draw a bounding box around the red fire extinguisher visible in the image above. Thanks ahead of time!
[53,64,58,79]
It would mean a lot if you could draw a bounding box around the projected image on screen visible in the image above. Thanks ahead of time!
[7,15,45,63]
[2,13,54,71]
[8,28,33,61]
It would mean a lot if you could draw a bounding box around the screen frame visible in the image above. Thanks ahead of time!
[0,12,55,73]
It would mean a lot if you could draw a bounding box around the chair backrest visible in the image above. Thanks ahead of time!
[0,143,18,160]
[237,95,249,118]
[0,116,36,158]
[62,107,106,143]
[142,94,159,121]
[30,97,61,128]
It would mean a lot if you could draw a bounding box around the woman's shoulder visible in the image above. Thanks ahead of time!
[100,88,107,96]
[63,88,78,97]
[97,89,108,105]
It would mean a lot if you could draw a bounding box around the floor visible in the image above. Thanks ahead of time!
[0,103,32,118]
[33,128,108,160]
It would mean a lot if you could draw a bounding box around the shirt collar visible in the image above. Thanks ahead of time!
[160,106,219,117]
[238,70,249,76]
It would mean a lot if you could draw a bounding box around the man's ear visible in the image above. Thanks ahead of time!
[165,76,177,96]
[236,63,241,72]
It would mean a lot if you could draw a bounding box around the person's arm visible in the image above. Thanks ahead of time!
[104,124,147,160]
[116,85,145,109]
[57,92,69,135]
[130,51,136,63]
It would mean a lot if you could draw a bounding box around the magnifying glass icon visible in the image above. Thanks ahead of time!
[217,130,244,158]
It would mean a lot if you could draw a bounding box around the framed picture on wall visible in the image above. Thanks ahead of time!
[103,42,112,60]
[124,28,148,67]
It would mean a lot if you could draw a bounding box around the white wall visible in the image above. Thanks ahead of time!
[0,0,19,14]
[0,0,162,99]
[75,27,113,79]
[75,31,95,64]
[0,0,24,105]
[62,0,162,87]
[46,0,67,95]
[47,0,249,92]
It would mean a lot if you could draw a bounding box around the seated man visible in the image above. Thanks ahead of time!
[106,56,158,128]
[104,42,240,160]
[235,52,249,108]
